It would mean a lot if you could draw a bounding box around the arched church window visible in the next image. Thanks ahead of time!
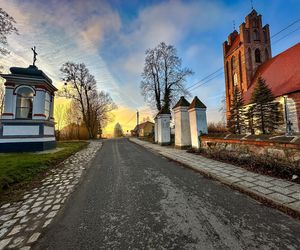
[253,19,258,28]
[16,87,34,119]
[238,51,243,83]
[253,30,260,41]
[226,61,230,88]
[231,56,238,86]
[248,48,253,75]
[263,30,268,43]
[265,48,269,60]
[245,30,250,43]
[255,49,261,63]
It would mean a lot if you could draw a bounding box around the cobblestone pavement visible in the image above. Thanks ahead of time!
[0,141,102,250]
[130,138,300,216]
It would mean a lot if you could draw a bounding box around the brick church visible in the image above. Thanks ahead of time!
[223,9,300,133]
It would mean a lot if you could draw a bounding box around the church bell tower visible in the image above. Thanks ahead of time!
[223,9,272,118]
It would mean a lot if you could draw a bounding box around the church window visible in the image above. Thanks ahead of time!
[265,48,269,60]
[226,61,230,89]
[255,49,261,63]
[248,48,253,74]
[231,56,237,86]
[245,30,250,43]
[16,87,34,119]
[253,30,260,41]
[238,51,243,83]
[253,19,258,28]
[263,30,268,43]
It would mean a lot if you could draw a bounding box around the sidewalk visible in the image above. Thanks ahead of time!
[130,138,300,216]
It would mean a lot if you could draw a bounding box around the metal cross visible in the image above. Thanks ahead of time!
[31,46,38,66]
[251,0,254,10]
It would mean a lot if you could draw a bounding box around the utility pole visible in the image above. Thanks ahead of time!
[136,110,139,137]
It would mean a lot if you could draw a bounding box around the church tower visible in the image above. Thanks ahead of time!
[223,9,272,118]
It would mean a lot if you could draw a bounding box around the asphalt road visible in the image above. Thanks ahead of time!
[36,138,300,250]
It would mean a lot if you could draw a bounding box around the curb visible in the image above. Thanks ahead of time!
[129,138,300,219]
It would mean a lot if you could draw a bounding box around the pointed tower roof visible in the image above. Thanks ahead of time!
[172,96,190,109]
[188,96,206,109]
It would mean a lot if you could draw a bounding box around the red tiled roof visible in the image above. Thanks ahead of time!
[226,34,240,55]
[244,42,300,103]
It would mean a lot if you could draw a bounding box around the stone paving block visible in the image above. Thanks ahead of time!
[0,213,14,222]
[230,172,245,178]
[256,175,274,182]
[254,180,274,188]
[242,176,257,183]
[0,237,12,250]
[269,180,293,188]
[288,201,300,210]
[237,181,256,188]
[1,204,10,209]
[269,186,295,195]
[1,219,18,229]
[27,232,41,244]
[250,186,274,195]
[20,246,31,250]
[15,210,29,218]
[0,228,8,238]
[223,176,241,184]
[267,193,296,204]
[8,225,24,236]
[43,219,53,228]
[287,184,300,193]
[289,192,300,200]
[8,236,25,248]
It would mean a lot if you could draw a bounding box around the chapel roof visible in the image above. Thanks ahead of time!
[244,42,300,103]
[0,65,57,91]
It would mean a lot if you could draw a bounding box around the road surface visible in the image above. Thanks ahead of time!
[36,138,300,249]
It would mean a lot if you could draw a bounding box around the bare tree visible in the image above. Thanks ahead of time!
[60,62,116,139]
[0,8,18,56]
[114,122,123,138]
[89,91,117,138]
[60,62,97,139]
[141,42,193,112]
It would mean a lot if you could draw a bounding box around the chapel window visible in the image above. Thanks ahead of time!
[45,92,51,119]
[265,48,269,60]
[16,87,34,119]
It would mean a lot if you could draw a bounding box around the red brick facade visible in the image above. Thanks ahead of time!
[223,9,271,119]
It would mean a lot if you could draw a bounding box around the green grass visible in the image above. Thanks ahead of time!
[0,141,88,194]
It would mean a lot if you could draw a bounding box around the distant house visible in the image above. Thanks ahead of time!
[131,121,154,137]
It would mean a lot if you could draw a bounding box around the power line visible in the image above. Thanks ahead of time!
[187,17,300,92]
[271,19,300,38]
[188,71,224,92]
[186,67,223,90]
[273,26,300,45]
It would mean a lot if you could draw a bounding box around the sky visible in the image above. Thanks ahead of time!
[0,0,299,135]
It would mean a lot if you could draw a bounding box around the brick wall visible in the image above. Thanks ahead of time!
[201,136,300,162]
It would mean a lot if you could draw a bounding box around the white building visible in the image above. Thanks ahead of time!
[173,96,191,149]
[0,65,57,152]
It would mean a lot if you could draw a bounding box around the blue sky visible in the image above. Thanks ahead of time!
[0,0,299,125]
